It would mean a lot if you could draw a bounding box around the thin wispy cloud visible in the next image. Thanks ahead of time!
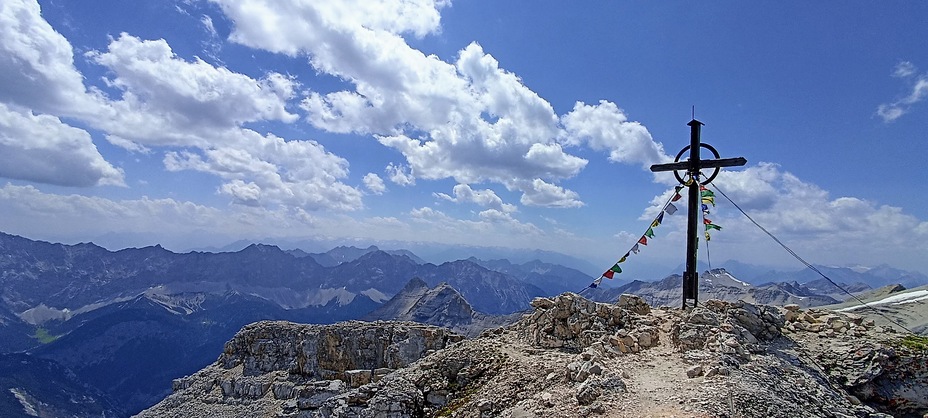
[877,61,928,122]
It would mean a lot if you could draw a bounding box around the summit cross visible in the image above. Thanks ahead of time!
[649,119,746,308]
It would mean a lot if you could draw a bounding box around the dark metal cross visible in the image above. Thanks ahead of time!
[649,119,746,308]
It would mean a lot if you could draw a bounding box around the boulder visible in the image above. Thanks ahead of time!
[618,294,651,315]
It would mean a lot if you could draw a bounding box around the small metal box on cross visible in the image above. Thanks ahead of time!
[649,119,746,308]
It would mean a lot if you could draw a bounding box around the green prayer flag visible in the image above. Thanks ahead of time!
[705,223,722,231]
[610,264,622,273]
[645,227,655,238]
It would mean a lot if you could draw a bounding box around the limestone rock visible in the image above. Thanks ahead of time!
[618,294,651,315]
[137,294,928,418]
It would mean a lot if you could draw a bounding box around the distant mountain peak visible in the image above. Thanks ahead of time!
[402,277,429,292]
[363,279,481,331]
[240,243,283,253]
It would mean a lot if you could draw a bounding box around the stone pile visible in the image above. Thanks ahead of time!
[519,292,660,354]
[671,299,784,359]
[781,303,876,336]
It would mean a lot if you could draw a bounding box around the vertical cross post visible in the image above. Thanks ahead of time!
[650,119,746,309]
[682,120,702,308]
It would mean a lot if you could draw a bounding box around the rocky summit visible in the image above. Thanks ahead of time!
[138,293,927,418]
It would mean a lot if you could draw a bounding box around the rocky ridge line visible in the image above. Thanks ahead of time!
[137,293,928,418]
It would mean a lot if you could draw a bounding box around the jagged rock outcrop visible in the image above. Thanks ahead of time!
[138,293,928,418]
[137,321,463,417]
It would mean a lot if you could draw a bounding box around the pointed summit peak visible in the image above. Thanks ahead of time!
[402,277,429,292]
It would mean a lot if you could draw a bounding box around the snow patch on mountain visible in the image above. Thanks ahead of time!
[9,387,38,416]
[18,297,135,325]
[360,288,391,303]
[703,270,751,287]
[304,287,357,307]
[146,292,208,315]
[838,289,928,311]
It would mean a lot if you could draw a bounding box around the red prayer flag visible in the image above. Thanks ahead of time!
[638,236,648,245]
[603,270,616,279]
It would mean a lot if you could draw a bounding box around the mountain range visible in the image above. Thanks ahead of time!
[0,232,564,414]
[716,259,928,289]
[585,269,863,309]
[191,238,604,277]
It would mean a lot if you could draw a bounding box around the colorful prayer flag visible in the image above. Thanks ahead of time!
[638,236,648,245]
[672,193,683,202]
[631,244,640,254]
[603,263,622,279]
[589,277,603,288]
[705,223,722,231]
[665,203,678,215]
[702,196,715,206]
[652,212,664,227]
[703,218,713,224]
[701,189,715,198]
[618,252,629,263]
[705,232,712,241]
[645,228,655,238]
[702,204,709,212]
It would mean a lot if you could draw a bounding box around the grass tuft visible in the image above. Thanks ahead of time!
[898,335,928,351]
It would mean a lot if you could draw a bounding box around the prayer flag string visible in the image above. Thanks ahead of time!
[586,183,726,289]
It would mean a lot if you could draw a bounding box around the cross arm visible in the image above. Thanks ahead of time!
[649,157,747,173]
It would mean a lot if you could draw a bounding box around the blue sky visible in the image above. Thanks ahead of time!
[1,0,926,277]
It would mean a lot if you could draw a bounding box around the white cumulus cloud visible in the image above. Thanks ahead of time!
[363,173,386,195]
[386,163,415,186]
[210,0,675,208]
[434,184,517,213]
[643,163,928,269]
[0,0,103,116]
[87,33,298,146]
[561,100,669,168]
[1,2,364,211]
[515,179,583,208]
[163,131,362,211]
[0,103,124,187]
